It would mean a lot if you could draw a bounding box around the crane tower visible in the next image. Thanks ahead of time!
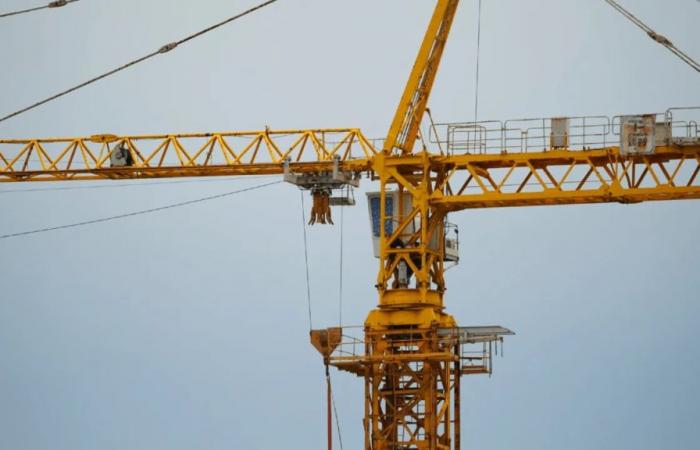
[1,1,699,449]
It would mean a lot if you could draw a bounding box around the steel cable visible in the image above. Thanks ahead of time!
[0,0,279,124]
[330,373,344,450]
[473,0,483,122]
[338,202,344,328]
[0,180,280,239]
[603,0,700,73]
[0,0,78,19]
[0,175,273,194]
[300,191,313,331]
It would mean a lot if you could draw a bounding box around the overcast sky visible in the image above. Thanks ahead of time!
[0,1,699,449]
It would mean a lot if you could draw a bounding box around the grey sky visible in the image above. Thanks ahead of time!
[0,1,699,449]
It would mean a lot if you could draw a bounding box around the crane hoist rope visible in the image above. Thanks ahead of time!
[0,179,281,239]
[338,203,344,328]
[603,0,700,73]
[330,372,344,450]
[0,0,79,19]
[300,191,314,331]
[1,1,699,449]
[301,182,345,450]
[0,0,279,124]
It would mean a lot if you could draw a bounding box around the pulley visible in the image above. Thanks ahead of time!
[283,156,360,226]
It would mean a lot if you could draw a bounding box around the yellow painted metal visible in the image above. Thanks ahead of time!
[5,132,697,212]
[358,137,700,447]
[362,327,458,449]
[383,0,460,156]
[426,144,700,209]
[2,0,699,447]
[361,3,466,444]
[366,143,700,294]
[310,328,343,359]
[0,129,376,182]
[3,132,699,450]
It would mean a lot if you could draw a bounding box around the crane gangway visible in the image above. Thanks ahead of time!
[430,107,700,154]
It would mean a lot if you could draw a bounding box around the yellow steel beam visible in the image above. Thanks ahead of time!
[0,129,376,182]
[3,127,698,212]
[367,143,700,319]
[366,145,700,209]
[383,0,460,156]
[430,144,700,210]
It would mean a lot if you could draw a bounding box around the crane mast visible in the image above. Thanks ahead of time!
[1,1,700,449]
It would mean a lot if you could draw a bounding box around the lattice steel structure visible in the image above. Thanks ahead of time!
[2,1,699,449]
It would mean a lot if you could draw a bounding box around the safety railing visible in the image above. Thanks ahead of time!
[429,106,700,155]
[459,344,492,375]
[325,327,503,377]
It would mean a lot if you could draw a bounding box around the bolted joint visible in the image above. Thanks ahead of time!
[48,0,68,7]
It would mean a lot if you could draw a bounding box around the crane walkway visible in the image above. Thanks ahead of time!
[430,107,700,155]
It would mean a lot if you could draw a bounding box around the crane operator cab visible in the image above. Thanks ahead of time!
[367,191,459,287]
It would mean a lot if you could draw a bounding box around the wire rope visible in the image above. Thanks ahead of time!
[473,0,483,122]
[300,191,313,331]
[0,180,280,239]
[0,175,273,194]
[0,0,279,124]
[0,0,78,19]
[330,373,344,450]
[603,0,700,73]
[338,202,344,328]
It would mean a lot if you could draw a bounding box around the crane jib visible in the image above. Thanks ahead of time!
[1,0,698,448]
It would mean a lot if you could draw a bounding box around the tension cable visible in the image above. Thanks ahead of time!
[0,0,279,124]
[0,0,79,19]
[604,0,700,73]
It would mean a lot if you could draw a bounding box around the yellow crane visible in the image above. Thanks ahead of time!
[1,1,699,449]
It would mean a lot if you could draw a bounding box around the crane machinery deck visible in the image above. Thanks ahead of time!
[1,1,699,449]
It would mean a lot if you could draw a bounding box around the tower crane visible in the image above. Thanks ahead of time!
[1,1,699,449]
